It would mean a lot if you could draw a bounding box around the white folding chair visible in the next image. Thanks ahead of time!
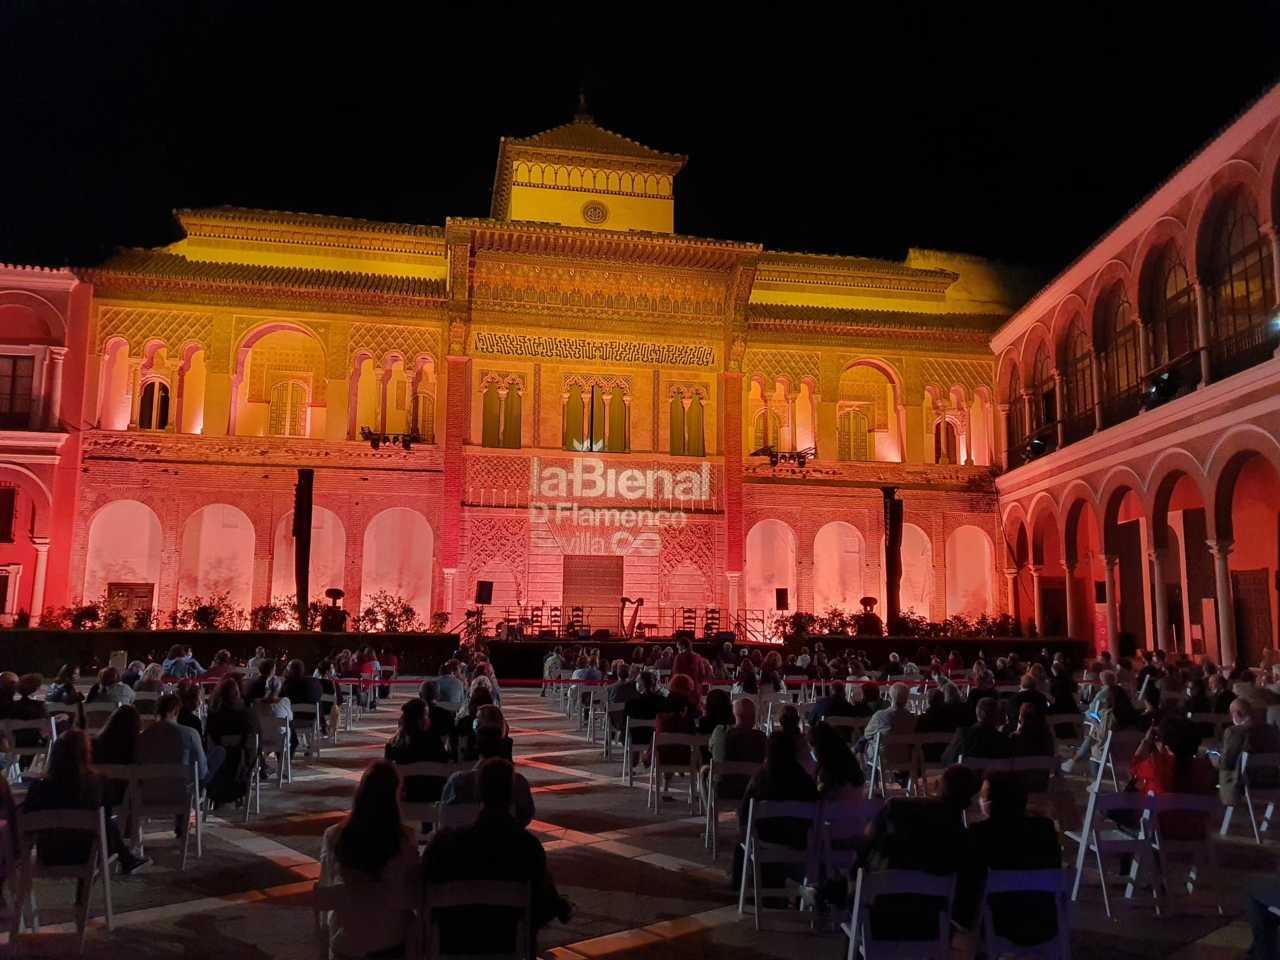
[259,718,293,786]
[435,802,482,832]
[1220,751,1280,844]
[12,807,116,954]
[824,716,871,743]
[423,880,532,960]
[0,717,58,781]
[1148,792,1223,916]
[397,761,469,845]
[1096,728,1144,793]
[703,758,761,860]
[981,868,1072,960]
[584,688,608,744]
[291,703,322,761]
[738,798,818,930]
[129,761,203,870]
[820,798,884,879]
[647,731,706,814]
[843,867,956,960]
[314,870,421,960]
[82,702,118,736]
[602,702,626,760]
[132,691,159,717]
[620,718,656,786]
[1064,785,1157,918]
[903,733,957,797]
[216,733,261,821]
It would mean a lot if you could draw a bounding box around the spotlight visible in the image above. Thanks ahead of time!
[1023,436,1047,460]
[371,434,381,450]
[1141,370,1181,410]
[402,435,412,452]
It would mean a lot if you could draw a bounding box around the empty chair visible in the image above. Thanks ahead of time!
[1064,785,1157,918]
[843,867,956,960]
[291,702,322,761]
[620,717,657,786]
[1148,792,1224,915]
[0,717,58,780]
[820,797,884,879]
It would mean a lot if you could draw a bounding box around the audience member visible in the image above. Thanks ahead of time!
[735,730,818,890]
[386,697,451,802]
[442,705,533,826]
[943,697,1012,764]
[22,729,149,874]
[1131,715,1217,841]
[1219,698,1280,806]
[204,677,260,808]
[87,667,135,706]
[46,664,83,704]
[812,721,865,802]
[136,693,218,824]
[91,704,140,805]
[320,761,418,959]
[423,758,572,954]
[416,680,457,758]
[134,663,165,693]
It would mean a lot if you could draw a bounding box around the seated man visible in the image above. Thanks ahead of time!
[423,759,571,956]
[135,693,219,835]
[807,681,866,728]
[441,705,534,826]
[1219,697,1280,806]
[942,696,1012,764]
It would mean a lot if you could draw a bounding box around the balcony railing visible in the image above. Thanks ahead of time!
[1209,324,1280,381]
[1062,410,1095,446]
[1100,384,1142,429]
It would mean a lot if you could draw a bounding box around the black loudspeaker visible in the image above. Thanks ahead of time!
[775,587,789,610]
[475,580,494,605]
[713,630,736,644]
[1094,581,1106,604]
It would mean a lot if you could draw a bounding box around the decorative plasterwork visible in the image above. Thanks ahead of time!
[79,430,445,471]
[746,303,999,344]
[465,517,529,590]
[659,521,716,580]
[176,207,446,256]
[668,382,709,401]
[563,373,632,395]
[348,322,440,368]
[472,258,725,321]
[479,371,526,393]
[471,331,716,368]
[743,458,997,495]
[743,349,821,387]
[918,357,994,397]
[95,307,214,356]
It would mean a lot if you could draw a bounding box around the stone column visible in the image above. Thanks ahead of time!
[1101,553,1121,659]
[1062,559,1078,641]
[1207,539,1237,666]
[127,359,143,429]
[788,393,798,452]
[375,368,388,435]
[580,389,591,450]
[43,347,67,431]
[809,390,819,455]
[1135,315,1152,380]
[1148,547,1170,652]
[599,391,611,449]
[497,386,509,445]
[1052,371,1065,447]
[680,396,692,453]
[442,567,458,622]
[1089,352,1104,431]
[1263,224,1280,309]
[1028,563,1045,635]
[622,395,632,453]
[1193,282,1213,385]
[1020,390,1034,438]
[29,537,50,618]
[1004,568,1019,622]
[996,403,1010,470]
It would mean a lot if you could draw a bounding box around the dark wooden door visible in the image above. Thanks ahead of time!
[107,582,155,621]
[562,556,624,633]
[1232,569,1273,668]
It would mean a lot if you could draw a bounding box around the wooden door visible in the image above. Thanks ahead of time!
[562,556,624,633]
[1232,569,1273,668]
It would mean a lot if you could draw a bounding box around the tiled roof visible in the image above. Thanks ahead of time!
[81,250,447,304]
[177,206,444,239]
[505,116,686,166]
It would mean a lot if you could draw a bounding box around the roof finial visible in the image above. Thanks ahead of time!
[574,84,592,123]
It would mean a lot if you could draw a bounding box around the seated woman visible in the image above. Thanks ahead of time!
[45,665,83,705]
[650,674,701,789]
[1127,714,1216,841]
[320,761,418,959]
[91,704,140,806]
[23,729,149,874]
[133,663,165,694]
[204,678,261,809]
[736,730,818,893]
[385,698,451,802]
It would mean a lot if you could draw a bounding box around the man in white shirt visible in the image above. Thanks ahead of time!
[135,693,212,835]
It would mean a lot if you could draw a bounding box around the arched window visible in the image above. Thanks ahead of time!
[1204,189,1276,376]
[837,408,869,461]
[563,382,624,452]
[268,380,307,437]
[934,419,959,464]
[1097,289,1140,425]
[138,380,170,431]
[753,408,783,453]
[669,392,706,457]
[413,392,435,443]
[1030,344,1055,433]
[1005,366,1026,454]
[1142,243,1197,379]
[0,355,34,428]
[1062,320,1094,442]
[482,382,520,448]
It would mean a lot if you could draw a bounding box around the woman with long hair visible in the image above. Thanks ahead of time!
[320,760,417,958]
[386,698,449,801]
[205,676,261,808]
[813,721,865,802]
[91,704,140,805]
[46,664,83,704]
[23,729,148,873]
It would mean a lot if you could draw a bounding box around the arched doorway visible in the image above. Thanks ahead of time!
[84,500,162,614]
[745,519,797,615]
[945,525,994,618]
[813,521,865,613]
[272,507,346,601]
[361,508,434,616]
[177,504,255,613]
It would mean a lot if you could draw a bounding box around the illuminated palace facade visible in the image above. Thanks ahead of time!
[1,88,1277,662]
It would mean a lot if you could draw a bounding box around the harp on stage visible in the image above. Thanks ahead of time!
[619,596,644,640]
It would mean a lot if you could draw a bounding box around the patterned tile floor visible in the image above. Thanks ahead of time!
[3,688,1274,958]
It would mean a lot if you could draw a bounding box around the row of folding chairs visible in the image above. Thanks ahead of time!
[394,761,476,845]
[313,874,534,960]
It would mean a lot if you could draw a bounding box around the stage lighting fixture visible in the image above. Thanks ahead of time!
[1023,436,1047,460]
[1141,370,1180,410]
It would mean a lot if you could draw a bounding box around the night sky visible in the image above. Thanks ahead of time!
[4,2,1279,285]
